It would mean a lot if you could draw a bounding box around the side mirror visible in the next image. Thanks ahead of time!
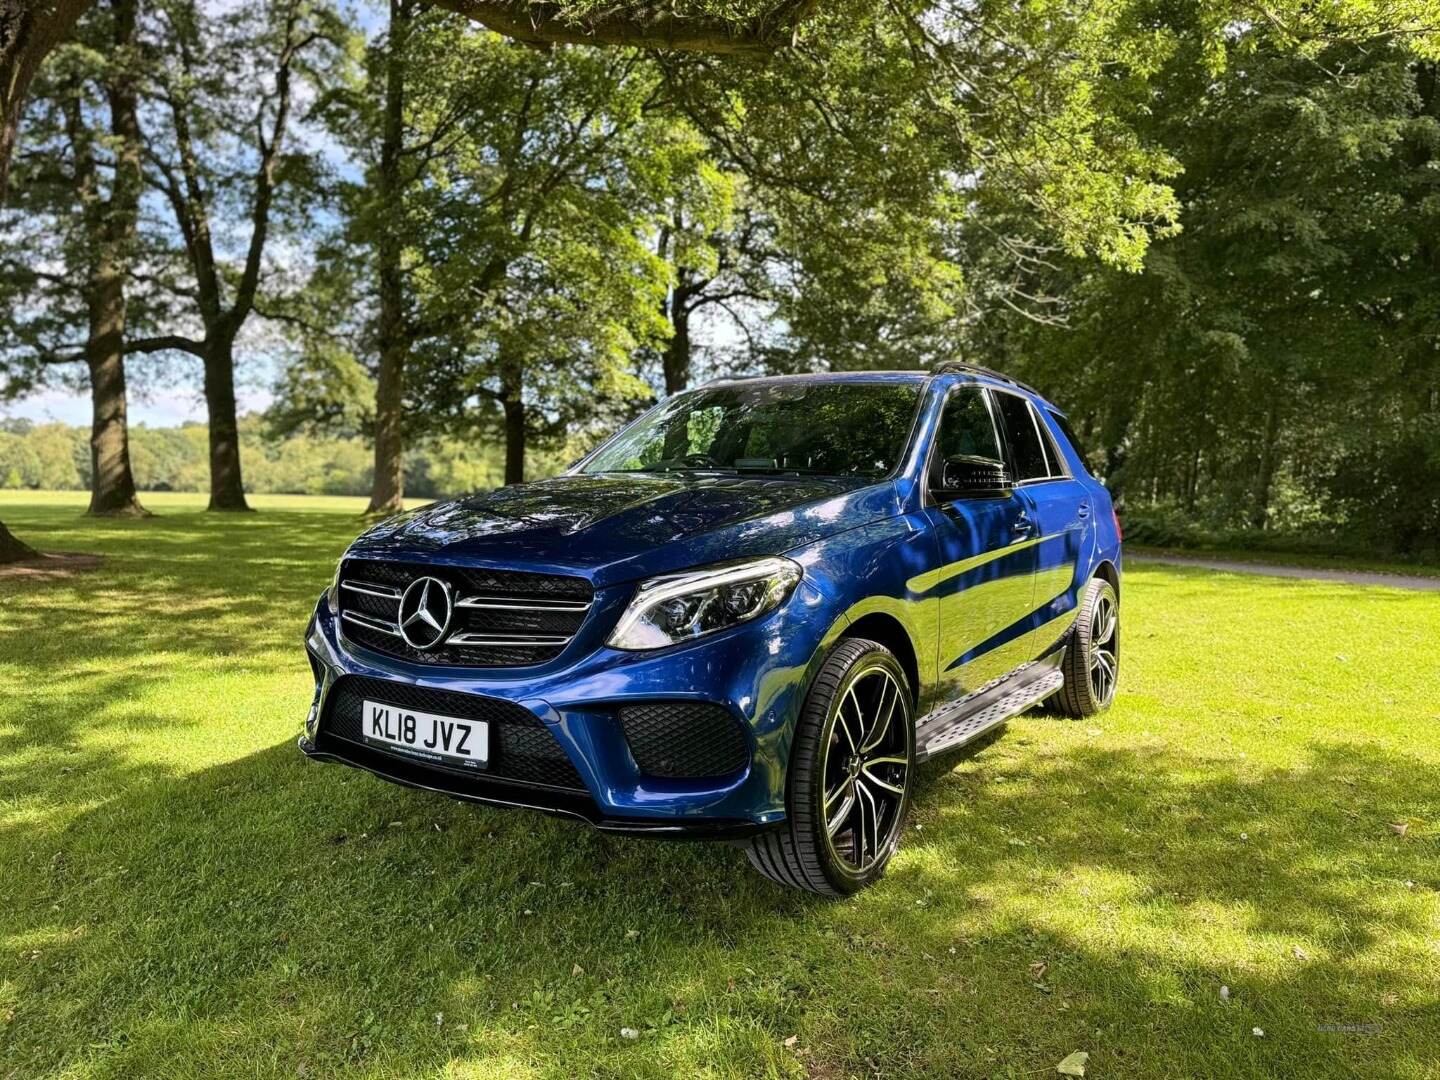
[933,455,1012,500]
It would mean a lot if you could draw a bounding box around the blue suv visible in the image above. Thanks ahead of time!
[301,364,1122,894]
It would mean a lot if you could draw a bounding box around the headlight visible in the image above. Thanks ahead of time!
[607,556,802,650]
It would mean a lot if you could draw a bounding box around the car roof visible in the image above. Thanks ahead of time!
[699,371,929,387]
[698,368,1058,411]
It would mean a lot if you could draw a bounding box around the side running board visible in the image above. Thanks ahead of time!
[914,651,1066,762]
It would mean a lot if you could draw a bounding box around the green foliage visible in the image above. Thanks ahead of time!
[0,416,581,497]
[0,2,164,395]
[407,30,671,429]
[0,422,89,489]
[973,29,1440,553]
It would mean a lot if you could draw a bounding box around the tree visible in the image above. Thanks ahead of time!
[8,0,1440,200]
[285,19,710,492]
[134,0,342,510]
[0,0,91,198]
[364,0,413,515]
[635,0,1189,383]
[644,175,790,393]
[0,0,153,516]
[317,0,439,516]
[968,29,1440,549]
[407,31,675,483]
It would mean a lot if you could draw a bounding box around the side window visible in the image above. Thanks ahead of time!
[993,392,1050,481]
[1032,409,1070,478]
[931,388,1004,484]
[1047,409,1088,475]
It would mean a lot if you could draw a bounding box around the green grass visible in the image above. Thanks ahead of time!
[3,490,1438,1078]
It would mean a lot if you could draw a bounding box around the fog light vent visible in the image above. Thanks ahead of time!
[618,702,750,779]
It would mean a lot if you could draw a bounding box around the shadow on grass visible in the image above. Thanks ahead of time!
[3,507,1438,1077]
[4,728,1436,1077]
[0,507,352,812]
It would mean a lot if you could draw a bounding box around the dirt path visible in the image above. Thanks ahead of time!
[1129,553,1440,592]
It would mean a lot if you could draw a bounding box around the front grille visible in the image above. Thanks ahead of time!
[337,558,592,668]
[618,702,750,779]
[322,675,587,791]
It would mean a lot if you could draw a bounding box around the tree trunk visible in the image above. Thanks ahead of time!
[0,0,93,201]
[85,0,145,518]
[662,295,691,395]
[1250,399,1281,530]
[366,0,410,517]
[203,337,251,511]
[500,353,525,486]
[0,518,38,563]
[369,340,406,514]
[86,348,146,516]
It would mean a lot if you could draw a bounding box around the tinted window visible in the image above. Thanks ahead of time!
[932,388,1003,483]
[994,392,1050,481]
[1048,410,1088,473]
[583,380,922,479]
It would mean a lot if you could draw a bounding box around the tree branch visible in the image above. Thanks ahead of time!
[127,334,205,355]
[429,0,819,54]
[230,0,302,331]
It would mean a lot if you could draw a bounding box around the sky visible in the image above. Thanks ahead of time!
[3,381,274,428]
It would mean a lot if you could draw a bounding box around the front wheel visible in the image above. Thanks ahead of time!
[744,638,914,895]
[1052,576,1119,717]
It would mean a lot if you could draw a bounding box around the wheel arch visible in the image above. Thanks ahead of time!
[840,611,921,708]
[1093,558,1120,599]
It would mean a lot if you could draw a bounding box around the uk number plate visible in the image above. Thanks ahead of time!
[362,699,489,769]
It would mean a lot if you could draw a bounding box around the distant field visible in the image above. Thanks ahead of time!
[2,491,1437,1078]
[0,489,434,518]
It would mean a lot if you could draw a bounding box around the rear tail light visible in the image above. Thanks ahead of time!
[1112,507,1124,540]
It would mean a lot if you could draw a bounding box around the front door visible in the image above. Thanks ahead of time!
[918,386,1039,703]
[991,390,1089,657]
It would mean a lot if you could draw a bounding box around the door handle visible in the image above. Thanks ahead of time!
[1011,513,1032,539]
[1077,502,1091,519]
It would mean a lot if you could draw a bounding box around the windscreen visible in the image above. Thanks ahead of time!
[582,380,922,479]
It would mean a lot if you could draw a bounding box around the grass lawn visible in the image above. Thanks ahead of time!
[2,490,1438,1079]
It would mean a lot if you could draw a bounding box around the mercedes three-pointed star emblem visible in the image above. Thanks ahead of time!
[396,576,453,651]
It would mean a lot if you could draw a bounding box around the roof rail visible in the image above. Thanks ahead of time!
[930,361,1043,399]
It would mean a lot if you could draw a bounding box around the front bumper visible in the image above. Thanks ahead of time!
[297,734,769,839]
[301,579,839,834]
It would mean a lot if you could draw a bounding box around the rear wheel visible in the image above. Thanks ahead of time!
[744,638,914,895]
[1052,576,1119,717]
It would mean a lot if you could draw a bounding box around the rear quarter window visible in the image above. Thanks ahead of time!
[992,391,1051,481]
[1047,409,1091,475]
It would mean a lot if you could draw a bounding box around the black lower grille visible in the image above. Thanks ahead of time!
[618,702,750,779]
[337,558,592,669]
[322,675,587,791]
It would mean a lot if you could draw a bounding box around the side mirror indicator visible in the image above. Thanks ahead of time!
[934,455,1012,500]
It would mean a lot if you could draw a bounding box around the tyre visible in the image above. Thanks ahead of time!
[1052,576,1119,717]
[745,638,914,895]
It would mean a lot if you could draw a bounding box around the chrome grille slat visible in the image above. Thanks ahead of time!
[455,595,591,612]
[447,632,573,646]
[342,610,403,637]
[341,580,403,600]
[335,559,593,668]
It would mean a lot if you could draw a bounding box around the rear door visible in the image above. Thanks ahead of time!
[991,390,1090,658]
[919,385,1039,702]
